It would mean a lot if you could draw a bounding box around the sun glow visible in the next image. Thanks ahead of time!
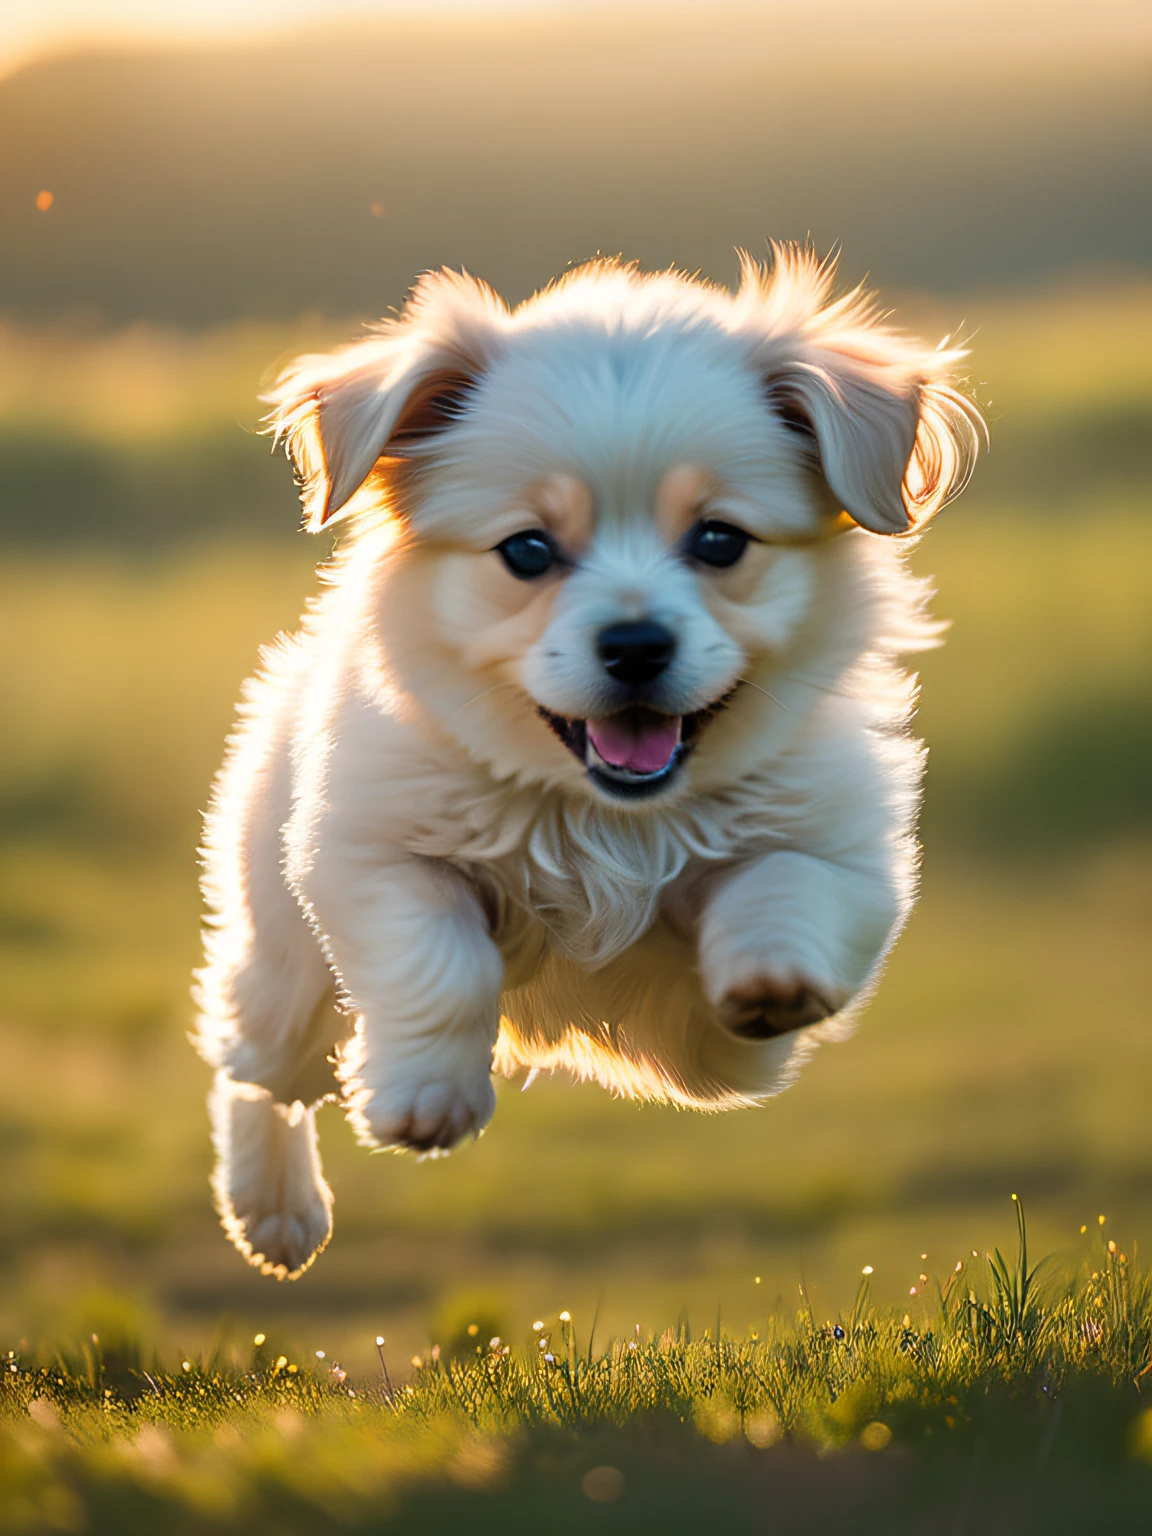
[2,0,1142,82]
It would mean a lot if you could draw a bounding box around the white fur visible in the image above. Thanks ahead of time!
[194,246,981,1277]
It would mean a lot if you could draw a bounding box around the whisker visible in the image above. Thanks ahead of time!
[737,677,797,717]
[440,680,523,731]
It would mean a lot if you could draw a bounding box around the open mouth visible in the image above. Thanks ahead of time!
[538,697,732,799]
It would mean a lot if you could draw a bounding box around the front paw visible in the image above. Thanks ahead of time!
[718,976,837,1040]
[346,1070,496,1153]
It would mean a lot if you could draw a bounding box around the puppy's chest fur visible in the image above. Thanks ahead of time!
[454,788,759,975]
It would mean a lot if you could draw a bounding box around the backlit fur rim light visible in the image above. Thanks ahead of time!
[264,246,985,537]
[735,244,986,534]
[265,269,508,531]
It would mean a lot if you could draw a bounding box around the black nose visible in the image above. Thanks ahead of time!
[597,621,677,687]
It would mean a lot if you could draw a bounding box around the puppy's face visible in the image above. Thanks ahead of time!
[271,256,979,802]
[407,332,832,802]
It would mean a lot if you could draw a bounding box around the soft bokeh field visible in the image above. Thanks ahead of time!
[0,276,1149,1380]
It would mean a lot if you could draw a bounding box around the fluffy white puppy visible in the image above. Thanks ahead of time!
[194,246,981,1278]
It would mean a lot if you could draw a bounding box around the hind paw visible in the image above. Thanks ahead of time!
[209,1078,333,1280]
[226,1198,333,1280]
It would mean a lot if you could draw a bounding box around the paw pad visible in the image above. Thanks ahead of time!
[720,980,835,1039]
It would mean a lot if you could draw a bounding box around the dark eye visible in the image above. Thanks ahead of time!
[495,529,559,579]
[684,519,751,569]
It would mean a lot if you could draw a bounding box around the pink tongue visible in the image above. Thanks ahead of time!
[587,714,682,773]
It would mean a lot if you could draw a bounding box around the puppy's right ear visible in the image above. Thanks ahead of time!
[266,270,507,530]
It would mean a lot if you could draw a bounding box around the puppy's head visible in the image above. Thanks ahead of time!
[269,249,981,802]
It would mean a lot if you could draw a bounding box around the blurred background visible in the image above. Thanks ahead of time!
[0,0,1149,1376]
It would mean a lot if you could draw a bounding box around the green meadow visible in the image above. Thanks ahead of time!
[0,273,1150,1524]
[2,1205,1152,1532]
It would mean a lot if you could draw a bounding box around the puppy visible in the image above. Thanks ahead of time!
[194,246,982,1278]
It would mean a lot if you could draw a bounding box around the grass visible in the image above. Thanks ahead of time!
[2,1206,1152,1532]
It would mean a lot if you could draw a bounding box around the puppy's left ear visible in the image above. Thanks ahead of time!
[740,246,984,534]
[266,269,508,529]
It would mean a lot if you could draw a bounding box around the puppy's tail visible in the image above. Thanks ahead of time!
[209,1072,333,1280]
